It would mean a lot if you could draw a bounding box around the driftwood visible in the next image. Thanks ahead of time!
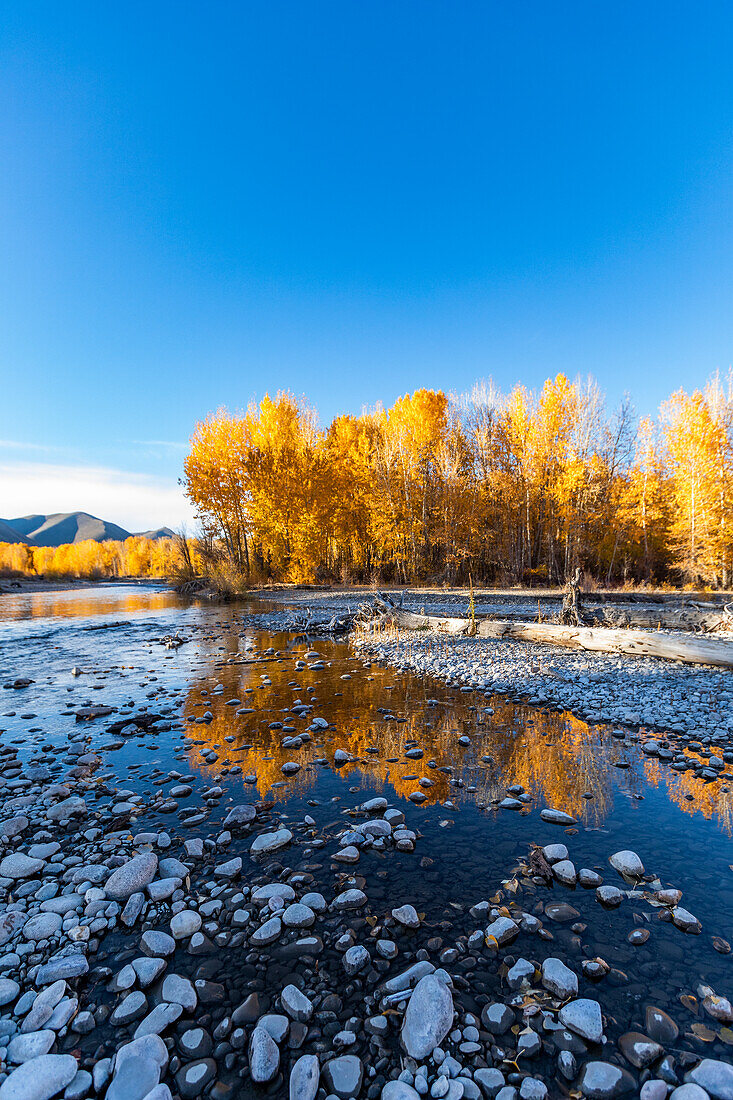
[370,594,733,669]
[588,604,733,632]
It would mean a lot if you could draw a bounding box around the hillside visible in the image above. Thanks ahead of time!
[0,519,32,544]
[134,527,176,540]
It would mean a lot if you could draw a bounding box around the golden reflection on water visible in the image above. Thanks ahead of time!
[179,633,649,825]
[0,587,181,621]
[643,757,733,835]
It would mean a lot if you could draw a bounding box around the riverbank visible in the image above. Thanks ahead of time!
[0,576,172,595]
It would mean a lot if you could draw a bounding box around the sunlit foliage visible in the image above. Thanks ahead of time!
[0,536,198,580]
[181,374,733,587]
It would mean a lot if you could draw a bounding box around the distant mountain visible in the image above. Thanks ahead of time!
[5,512,131,547]
[134,527,176,540]
[0,519,32,544]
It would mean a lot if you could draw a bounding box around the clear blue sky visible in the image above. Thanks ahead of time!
[1,2,733,528]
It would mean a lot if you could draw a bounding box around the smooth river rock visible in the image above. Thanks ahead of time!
[401,974,454,1059]
[0,1054,79,1100]
[104,853,158,900]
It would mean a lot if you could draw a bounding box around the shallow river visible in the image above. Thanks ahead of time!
[1,582,732,1092]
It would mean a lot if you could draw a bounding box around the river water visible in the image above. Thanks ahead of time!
[1,582,732,1085]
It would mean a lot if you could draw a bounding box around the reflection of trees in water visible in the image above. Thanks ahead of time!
[643,758,733,836]
[3,590,179,621]
[181,632,641,824]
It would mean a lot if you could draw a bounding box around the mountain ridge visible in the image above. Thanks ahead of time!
[0,513,175,546]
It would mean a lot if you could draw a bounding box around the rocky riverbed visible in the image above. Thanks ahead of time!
[0,584,731,1100]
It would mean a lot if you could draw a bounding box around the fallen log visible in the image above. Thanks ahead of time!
[589,605,733,632]
[370,594,733,668]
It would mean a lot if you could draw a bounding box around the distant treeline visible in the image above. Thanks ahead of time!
[0,536,197,580]
[183,372,733,588]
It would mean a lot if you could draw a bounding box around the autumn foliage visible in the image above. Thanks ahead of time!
[182,373,733,588]
[0,536,195,580]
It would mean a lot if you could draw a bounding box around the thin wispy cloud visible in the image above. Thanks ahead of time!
[0,461,195,532]
[0,440,60,452]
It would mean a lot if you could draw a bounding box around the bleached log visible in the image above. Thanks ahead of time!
[590,605,733,633]
[371,595,733,668]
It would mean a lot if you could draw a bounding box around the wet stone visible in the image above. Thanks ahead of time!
[558,998,604,1043]
[646,1005,679,1044]
[175,1058,216,1099]
[577,1061,635,1099]
[322,1055,363,1099]
[618,1031,663,1069]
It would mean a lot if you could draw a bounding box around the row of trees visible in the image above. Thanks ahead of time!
[180,371,733,588]
[0,536,194,580]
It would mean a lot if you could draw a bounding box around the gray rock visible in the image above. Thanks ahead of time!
[251,829,293,856]
[0,978,19,1006]
[322,1055,363,1099]
[541,958,578,998]
[344,945,370,975]
[618,1031,663,1069]
[161,974,196,1011]
[507,959,535,990]
[250,916,282,946]
[609,851,644,878]
[213,857,242,878]
[596,886,624,907]
[540,809,576,825]
[104,854,158,900]
[132,957,166,987]
[543,843,569,863]
[121,893,145,927]
[107,1056,161,1100]
[290,1054,320,1100]
[174,1060,214,1099]
[331,889,367,910]
[0,1055,78,1100]
[23,913,62,942]
[669,1086,709,1100]
[7,1029,55,1063]
[485,917,518,946]
[64,1069,93,1100]
[110,990,148,1026]
[223,804,256,827]
[282,904,315,928]
[140,930,175,957]
[481,1003,514,1035]
[382,1084,420,1100]
[559,999,604,1044]
[686,1060,733,1100]
[281,984,313,1022]
[553,860,577,885]
[21,981,66,1032]
[170,910,201,940]
[35,954,88,985]
[672,907,701,934]
[401,974,454,1059]
[0,853,45,879]
[249,1025,280,1084]
[259,1014,289,1043]
[474,1069,506,1098]
[133,1002,182,1038]
[392,904,420,929]
[577,1061,635,1098]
